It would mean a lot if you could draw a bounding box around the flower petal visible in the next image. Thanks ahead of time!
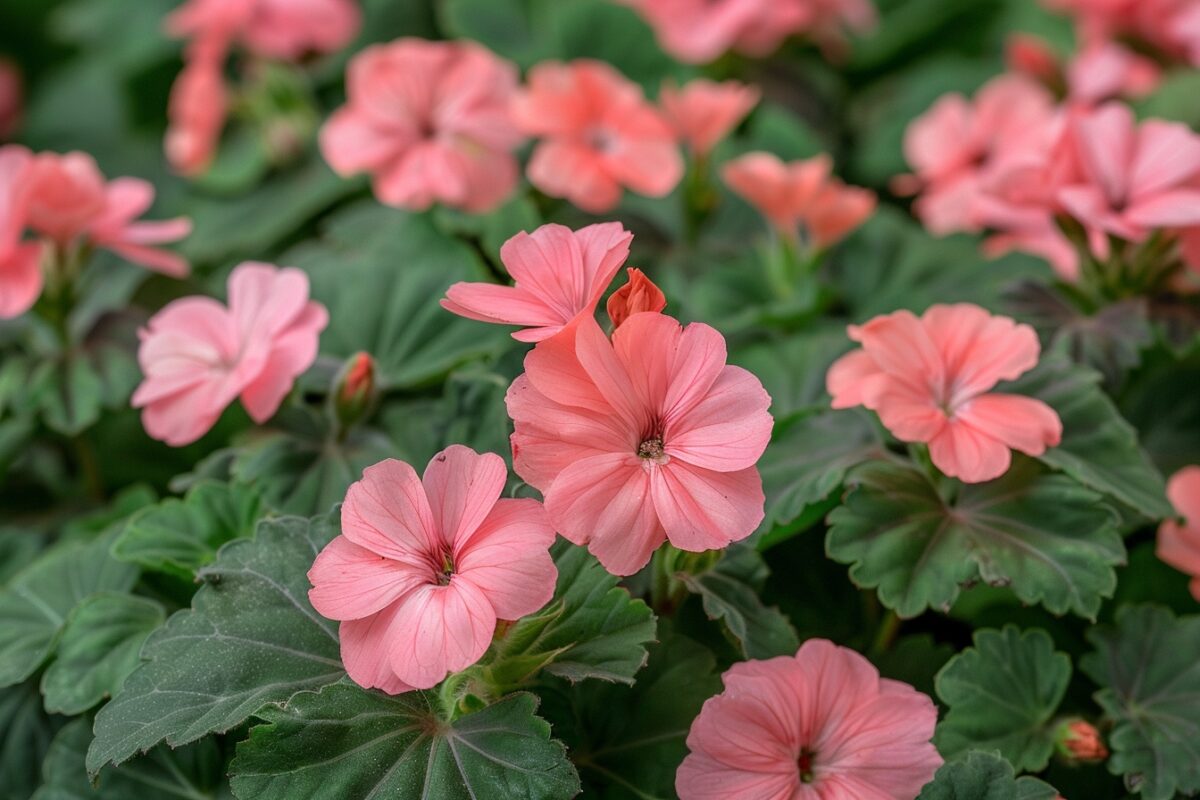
[455,497,557,620]
[308,536,427,621]
[650,462,764,552]
[421,445,507,548]
[387,581,496,689]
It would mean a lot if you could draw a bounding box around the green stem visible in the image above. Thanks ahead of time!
[869,611,902,657]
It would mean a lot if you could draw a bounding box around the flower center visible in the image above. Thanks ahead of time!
[436,549,454,586]
[798,749,816,783]
[586,126,616,153]
[637,436,665,461]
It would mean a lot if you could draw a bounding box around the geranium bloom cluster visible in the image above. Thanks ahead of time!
[617,0,876,64]
[1005,34,1161,106]
[723,151,876,249]
[165,0,361,174]
[1158,466,1200,600]
[0,146,191,319]
[677,639,943,799]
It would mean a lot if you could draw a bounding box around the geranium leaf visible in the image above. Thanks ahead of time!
[917,750,1060,800]
[730,326,853,419]
[1081,605,1200,800]
[827,458,1124,619]
[0,680,62,800]
[87,512,344,774]
[112,482,263,578]
[934,627,1071,772]
[40,593,165,716]
[229,684,579,800]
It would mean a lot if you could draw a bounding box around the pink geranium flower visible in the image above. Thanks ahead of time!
[676,638,943,800]
[88,179,194,277]
[441,222,632,342]
[507,312,773,576]
[618,0,801,64]
[132,262,328,446]
[659,79,760,157]
[0,146,42,319]
[827,303,1062,483]
[308,447,557,692]
[1158,466,1200,601]
[0,59,22,141]
[321,39,524,213]
[23,152,108,244]
[167,0,361,62]
[607,267,666,330]
[165,54,228,176]
[512,60,683,213]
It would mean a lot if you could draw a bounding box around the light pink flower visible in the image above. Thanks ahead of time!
[0,145,42,319]
[308,447,557,692]
[23,152,108,244]
[676,639,943,800]
[507,312,773,576]
[441,222,632,342]
[618,0,802,64]
[166,53,228,177]
[321,39,523,213]
[1059,102,1200,257]
[132,262,328,446]
[827,303,1062,483]
[1066,42,1161,105]
[167,0,361,62]
[659,79,759,158]
[512,60,683,214]
[1158,466,1200,601]
[0,60,21,141]
[607,267,666,330]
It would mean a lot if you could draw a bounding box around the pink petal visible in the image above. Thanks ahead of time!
[1073,103,1135,207]
[650,462,764,553]
[227,262,312,343]
[602,135,684,199]
[387,581,497,689]
[526,140,623,213]
[1131,119,1200,200]
[440,283,563,334]
[104,242,190,278]
[319,106,407,176]
[307,535,427,621]
[239,302,329,423]
[421,445,507,548]
[927,419,1014,483]
[0,242,44,319]
[1125,189,1200,228]
[826,349,885,410]
[454,497,557,620]
[954,393,1063,457]
[575,315,651,432]
[520,321,615,415]
[338,605,416,695]
[920,303,1041,397]
[341,459,441,565]
[849,310,945,388]
[665,366,773,472]
[675,754,799,800]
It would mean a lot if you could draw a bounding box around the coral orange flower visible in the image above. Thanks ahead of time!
[659,79,760,157]
[676,639,942,800]
[308,447,557,692]
[322,39,524,213]
[607,268,666,330]
[512,60,683,213]
[132,262,327,446]
[1157,466,1200,601]
[507,313,773,576]
[442,222,633,342]
[0,145,42,319]
[827,304,1062,483]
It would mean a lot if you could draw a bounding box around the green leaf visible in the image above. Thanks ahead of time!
[229,684,580,800]
[677,544,799,659]
[0,531,138,688]
[1005,355,1172,519]
[31,356,105,436]
[934,627,1071,772]
[826,458,1124,619]
[482,540,656,689]
[1081,605,1200,800]
[40,593,165,715]
[112,482,263,578]
[0,680,62,800]
[730,326,853,419]
[87,512,344,774]
[33,717,232,800]
[285,202,511,390]
[538,632,721,800]
[917,750,1060,800]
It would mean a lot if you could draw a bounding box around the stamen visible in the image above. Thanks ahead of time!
[798,750,815,783]
[637,436,665,460]
[437,550,454,586]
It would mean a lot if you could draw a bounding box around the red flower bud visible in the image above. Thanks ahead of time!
[607,268,666,330]
[333,351,376,430]
[1055,719,1108,763]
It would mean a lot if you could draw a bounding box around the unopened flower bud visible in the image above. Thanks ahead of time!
[1054,719,1108,763]
[607,268,666,330]
[333,351,376,430]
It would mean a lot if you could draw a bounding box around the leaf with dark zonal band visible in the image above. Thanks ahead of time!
[934,627,1071,772]
[826,458,1124,619]
[86,512,344,774]
[1081,605,1200,800]
[228,683,579,800]
[917,750,1060,800]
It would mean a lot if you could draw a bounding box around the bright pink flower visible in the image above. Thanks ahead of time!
[0,60,21,141]
[507,313,773,576]
[308,447,557,692]
[1059,103,1200,257]
[1158,465,1200,601]
[167,0,360,61]
[512,60,683,214]
[23,152,108,244]
[88,179,192,277]
[607,268,667,330]
[166,54,228,177]
[659,79,759,158]
[827,304,1062,483]
[677,639,942,800]
[321,39,523,213]
[441,222,632,342]
[0,146,42,319]
[132,262,328,446]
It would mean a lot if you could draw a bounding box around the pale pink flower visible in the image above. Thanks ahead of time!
[659,79,760,158]
[308,447,557,692]
[723,151,874,247]
[512,60,683,214]
[1157,466,1200,601]
[0,60,21,141]
[827,304,1062,483]
[321,39,523,213]
[1059,102,1200,257]
[132,262,328,446]
[0,145,42,319]
[165,54,228,177]
[167,0,361,62]
[617,0,802,64]
[677,639,943,800]
[507,313,773,576]
[441,222,632,342]
[607,268,666,330]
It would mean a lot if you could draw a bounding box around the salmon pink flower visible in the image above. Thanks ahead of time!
[442,222,631,342]
[87,179,193,277]
[607,268,666,330]
[507,313,773,576]
[512,60,683,214]
[676,639,942,800]
[0,60,21,141]
[166,54,228,176]
[617,0,803,64]
[827,304,1062,483]
[23,152,108,244]
[659,79,760,157]
[321,39,523,213]
[166,0,360,62]
[1157,465,1200,601]
[132,262,328,446]
[0,145,42,319]
[308,447,557,692]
